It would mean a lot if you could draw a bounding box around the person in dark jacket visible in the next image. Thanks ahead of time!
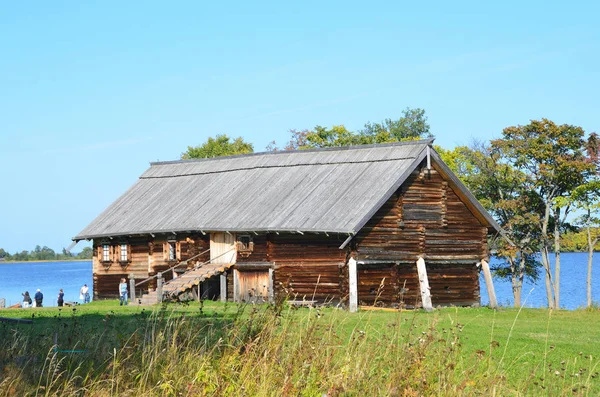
[22,291,32,308]
[57,289,64,307]
[34,289,43,307]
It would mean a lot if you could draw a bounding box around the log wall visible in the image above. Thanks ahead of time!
[92,233,210,299]
[228,233,345,302]
[354,163,488,307]
[269,234,346,303]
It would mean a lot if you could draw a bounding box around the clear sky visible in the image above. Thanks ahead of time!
[1,1,598,253]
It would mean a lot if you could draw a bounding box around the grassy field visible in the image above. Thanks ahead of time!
[0,301,599,396]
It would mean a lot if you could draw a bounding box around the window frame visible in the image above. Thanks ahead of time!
[168,241,177,261]
[236,234,254,258]
[119,243,129,263]
[102,244,111,262]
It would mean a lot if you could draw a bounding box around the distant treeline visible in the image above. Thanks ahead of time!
[0,245,93,261]
[561,229,600,252]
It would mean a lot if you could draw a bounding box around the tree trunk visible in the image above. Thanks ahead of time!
[553,207,561,309]
[540,246,555,309]
[509,256,521,308]
[541,202,556,309]
[517,254,526,307]
[587,222,596,308]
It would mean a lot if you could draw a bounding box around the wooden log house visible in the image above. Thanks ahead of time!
[73,140,502,309]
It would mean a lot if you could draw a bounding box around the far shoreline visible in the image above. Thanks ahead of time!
[0,259,92,264]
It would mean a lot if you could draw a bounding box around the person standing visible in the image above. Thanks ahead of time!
[80,284,90,304]
[57,289,64,307]
[34,289,43,307]
[119,278,128,306]
[22,291,32,308]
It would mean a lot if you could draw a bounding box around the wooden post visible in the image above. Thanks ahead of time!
[480,259,498,309]
[128,273,135,304]
[156,272,163,303]
[220,273,227,302]
[268,268,274,303]
[233,269,240,302]
[348,257,358,312]
[416,257,432,312]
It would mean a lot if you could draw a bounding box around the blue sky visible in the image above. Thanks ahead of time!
[1,1,598,253]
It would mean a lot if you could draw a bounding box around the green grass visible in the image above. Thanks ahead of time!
[0,301,599,396]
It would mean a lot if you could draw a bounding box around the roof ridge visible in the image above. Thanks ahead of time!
[141,155,418,179]
[150,138,435,166]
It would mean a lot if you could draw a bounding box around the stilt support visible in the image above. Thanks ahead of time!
[220,273,227,302]
[349,257,358,312]
[480,259,498,309]
[416,257,432,312]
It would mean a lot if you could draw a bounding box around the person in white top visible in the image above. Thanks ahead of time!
[80,284,91,304]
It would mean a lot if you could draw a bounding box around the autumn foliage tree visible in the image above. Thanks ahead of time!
[491,119,595,309]
[444,143,542,307]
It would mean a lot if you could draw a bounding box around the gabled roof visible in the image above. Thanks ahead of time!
[74,139,500,241]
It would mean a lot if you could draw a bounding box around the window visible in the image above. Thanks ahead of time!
[168,242,176,261]
[102,244,110,262]
[238,235,252,250]
[120,244,128,262]
[236,235,254,258]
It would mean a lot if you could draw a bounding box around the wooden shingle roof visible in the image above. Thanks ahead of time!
[74,139,500,241]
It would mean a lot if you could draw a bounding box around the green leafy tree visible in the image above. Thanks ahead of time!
[77,246,94,259]
[571,185,600,308]
[303,125,362,148]
[0,248,10,260]
[181,134,254,159]
[492,119,595,309]
[449,142,542,307]
[360,107,431,143]
[13,250,29,261]
[274,108,432,150]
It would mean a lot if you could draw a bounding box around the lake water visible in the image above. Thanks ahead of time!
[0,260,93,307]
[0,253,598,309]
[481,252,600,309]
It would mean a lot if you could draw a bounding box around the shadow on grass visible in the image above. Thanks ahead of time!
[0,301,243,393]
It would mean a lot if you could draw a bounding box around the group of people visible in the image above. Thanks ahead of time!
[20,289,44,308]
[21,284,91,308]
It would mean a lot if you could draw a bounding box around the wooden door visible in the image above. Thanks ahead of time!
[237,270,270,303]
[210,233,237,264]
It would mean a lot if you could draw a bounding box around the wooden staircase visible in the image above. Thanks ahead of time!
[136,248,236,306]
[138,262,234,305]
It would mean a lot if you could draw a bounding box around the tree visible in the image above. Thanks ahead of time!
[181,135,254,159]
[359,107,431,142]
[565,134,600,307]
[302,125,361,148]
[570,182,600,307]
[77,246,94,259]
[446,142,542,307]
[0,248,10,260]
[285,129,310,150]
[271,108,432,151]
[492,119,594,309]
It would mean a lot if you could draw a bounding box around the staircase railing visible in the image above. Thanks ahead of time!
[136,248,236,303]
[184,248,236,274]
[137,247,237,299]
[135,248,210,288]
